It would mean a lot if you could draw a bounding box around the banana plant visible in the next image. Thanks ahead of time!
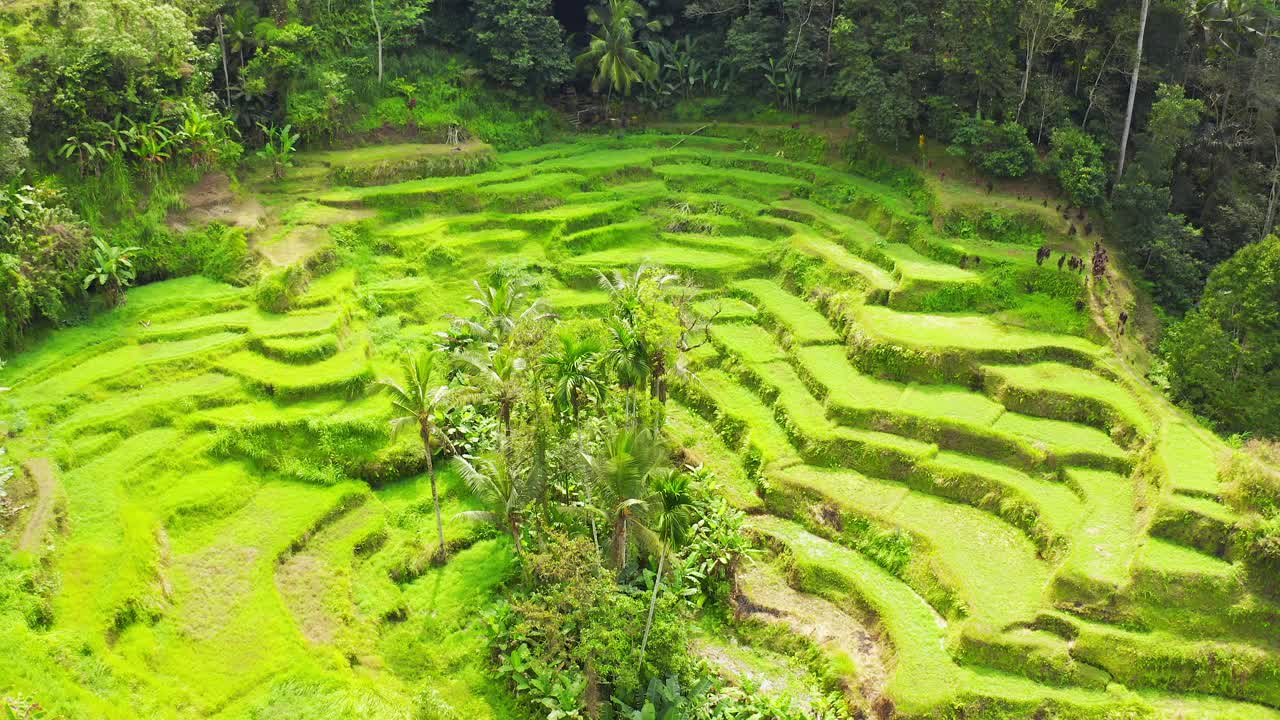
[761,58,802,110]
[82,238,141,307]
[58,136,109,176]
[255,123,300,181]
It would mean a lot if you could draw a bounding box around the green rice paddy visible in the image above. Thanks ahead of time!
[2,131,1276,719]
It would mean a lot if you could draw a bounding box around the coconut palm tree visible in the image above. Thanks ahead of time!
[1116,0,1151,186]
[576,0,661,101]
[460,348,526,443]
[454,452,531,559]
[640,468,694,665]
[225,3,257,68]
[602,318,652,416]
[540,333,607,544]
[540,333,607,428]
[590,426,662,571]
[376,351,457,560]
[468,279,552,345]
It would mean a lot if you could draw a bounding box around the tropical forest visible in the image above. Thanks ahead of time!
[1,0,1279,717]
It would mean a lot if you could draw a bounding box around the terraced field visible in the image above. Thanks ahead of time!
[2,131,1277,718]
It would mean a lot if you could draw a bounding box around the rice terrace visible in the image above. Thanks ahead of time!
[2,2,1280,718]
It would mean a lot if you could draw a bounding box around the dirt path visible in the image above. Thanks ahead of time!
[166,172,266,234]
[17,458,57,553]
[738,563,890,702]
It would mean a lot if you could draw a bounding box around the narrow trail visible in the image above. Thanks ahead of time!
[737,563,890,701]
[17,458,57,553]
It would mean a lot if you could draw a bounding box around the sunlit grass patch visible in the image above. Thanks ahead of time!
[218,346,373,400]
[984,362,1154,438]
[1159,421,1223,497]
[695,369,798,467]
[855,306,1101,357]
[993,412,1128,465]
[55,372,243,436]
[709,323,787,363]
[882,243,977,283]
[772,464,1050,628]
[732,279,842,344]
[1055,468,1140,598]
[789,231,896,292]
[896,383,1004,426]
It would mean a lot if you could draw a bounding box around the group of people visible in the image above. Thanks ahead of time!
[1032,241,1110,281]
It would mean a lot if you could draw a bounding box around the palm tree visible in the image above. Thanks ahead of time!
[597,266,677,322]
[640,469,694,665]
[575,0,660,101]
[540,333,608,427]
[455,453,530,559]
[82,239,141,307]
[598,267,681,411]
[590,426,662,571]
[467,279,552,346]
[602,318,652,415]
[376,351,457,560]
[460,348,526,443]
[226,4,257,68]
[540,333,607,544]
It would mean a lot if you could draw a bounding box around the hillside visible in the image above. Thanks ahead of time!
[1,129,1277,718]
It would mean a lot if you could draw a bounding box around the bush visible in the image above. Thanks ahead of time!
[472,0,572,92]
[1047,126,1106,207]
[1161,235,1280,435]
[486,533,691,713]
[947,116,1036,178]
[942,205,1047,246]
[142,223,251,285]
[0,183,92,348]
[254,264,312,313]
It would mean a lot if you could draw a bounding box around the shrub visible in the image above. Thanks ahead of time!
[472,0,572,92]
[486,533,691,713]
[1161,235,1280,435]
[947,116,1036,178]
[138,223,251,285]
[942,205,1047,246]
[0,183,93,348]
[1047,126,1106,207]
[254,264,311,313]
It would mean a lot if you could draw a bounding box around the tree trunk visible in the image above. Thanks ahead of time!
[371,0,383,85]
[1083,35,1119,128]
[615,517,627,569]
[423,427,446,560]
[1264,141,1279,238]
[509,520,523,559]
[575,408,599,548]
[217,15,232,107]
[1116,0,1151,187]
[639,552,665,665]
[1017,26,1039,123]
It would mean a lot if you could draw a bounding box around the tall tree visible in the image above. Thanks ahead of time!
[589,426,662,571]
[1116,0,1152,184]
[455,452,531,559]
[0,69,30,181]
[376,352,457,560]
[1015,0,1079,122]
[576,0,660,100]
[371,0,383,84]
[460,348,526,444]
[639,469,694,666]
[473,0,573,91]
[540,333,607,545]
[1162,234,1280,435]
